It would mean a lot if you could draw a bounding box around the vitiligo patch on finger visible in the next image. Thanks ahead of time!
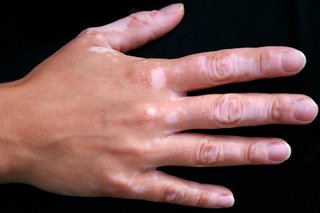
[164,128,177,136]
[165,112,178,123]
[131,185,146,194]
[146,107,157,117]
[170,91,184,101]
[197,55,208,73]
[88,18,130,34]
[89,46,117,54]
[151,68,167,90]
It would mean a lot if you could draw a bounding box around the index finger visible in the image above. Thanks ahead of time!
[163,47,306,92]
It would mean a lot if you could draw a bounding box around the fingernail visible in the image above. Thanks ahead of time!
[159,3,184,14]
[268,142,291,162]
[293,99,318,121]
[217,195,235,208]
[281,50,306,72]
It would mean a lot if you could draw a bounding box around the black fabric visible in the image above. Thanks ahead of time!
[0,0,319,212]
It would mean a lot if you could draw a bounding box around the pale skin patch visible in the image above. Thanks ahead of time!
[146,107,157,117]
[89,46,118,54]
[89,18,130,34]
[164,128,177,136]
[170,91,184,101]
[144,138,163,150]
[112,58,120,63]
[164,106,186,124]
[165,111,179,124]
[173,65,182,74]
[152,138,165,144]
[95,34,105,40]
[131,185,146,194]
[151,67,167,90]
[146,172,160,181]
[197,55,208,73]
[94,34,110,47]
[89,181,99,190]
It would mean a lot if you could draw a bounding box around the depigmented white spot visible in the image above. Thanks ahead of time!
[151,68,167,90]
[170,91,184,101]
[89,182,99,190]
[153,138,164,144]
[146,172,160,181]
[89,46,117,54]
[112,58,119,63]
[95,34,108,46]
[173,66,182,74]
[198,55,208,73]
[146,107,157,116]
[164,128,176,136]
[164,192,177,202]
[95,33,105,41]
[131,185,146,194]
[180,108,187,115]
[165,112,178,124]
[93,18,130,33]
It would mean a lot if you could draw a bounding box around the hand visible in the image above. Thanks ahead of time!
[0,3,317,208]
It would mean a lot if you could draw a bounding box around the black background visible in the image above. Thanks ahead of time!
[0,0,319,212]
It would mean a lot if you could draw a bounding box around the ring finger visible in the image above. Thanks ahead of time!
[152,133,291,167]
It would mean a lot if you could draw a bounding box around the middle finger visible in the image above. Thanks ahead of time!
[162,93,318,131]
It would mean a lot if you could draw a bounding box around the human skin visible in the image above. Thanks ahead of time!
[0,3,318,209]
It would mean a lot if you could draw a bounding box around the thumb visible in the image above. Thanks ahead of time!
[90,3,184,52]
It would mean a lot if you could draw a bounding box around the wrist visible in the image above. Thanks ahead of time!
[0,82,27,183]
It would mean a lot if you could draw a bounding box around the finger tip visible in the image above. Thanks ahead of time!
[268,141,291,163]
[159,3,184,15]
[283,142,292,161]
[293,98,319,123]
[216,195,235,208]
[281,49,307,73]
[296,50,307,72]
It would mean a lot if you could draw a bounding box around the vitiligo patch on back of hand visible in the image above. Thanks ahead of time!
[151,67,167,90]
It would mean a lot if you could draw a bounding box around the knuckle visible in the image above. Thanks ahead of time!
[257,50,272,75]
[206,53,234,82]
[127,105,162,126]
[77,27,105,45]
[194,192,210,207]
[127,142,149,159]
[270,98,290,121]
[245,143,261,163]
[78,27,96,38]
[100,172,128,195]
[129,10,159,26]
[77,27,113,47]
[197,142,219,165]
[163,186,188,204]
[213,94,243,126]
